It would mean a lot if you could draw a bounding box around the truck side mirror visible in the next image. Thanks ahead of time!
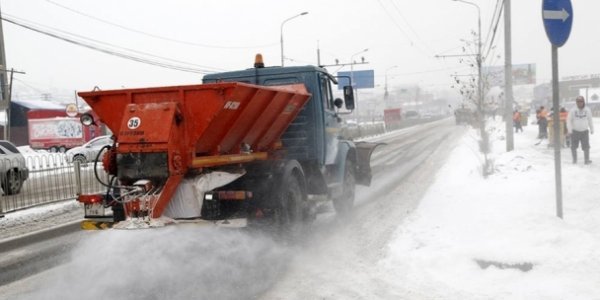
[334,98,343,109]
[343,86,355,110]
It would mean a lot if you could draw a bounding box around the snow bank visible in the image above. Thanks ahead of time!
[381,118,600,299]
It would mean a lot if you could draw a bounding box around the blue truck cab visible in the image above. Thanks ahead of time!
[203,56,378,216]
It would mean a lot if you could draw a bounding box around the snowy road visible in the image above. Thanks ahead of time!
[0,118,465,300]
[260,118,465,299]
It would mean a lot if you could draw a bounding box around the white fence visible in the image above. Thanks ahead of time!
[0,153,108,214]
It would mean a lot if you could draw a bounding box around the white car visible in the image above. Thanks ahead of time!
[0,140,29,195]
[66,135,113,164]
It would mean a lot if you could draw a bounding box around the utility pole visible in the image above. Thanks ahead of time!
[316,41,321,67]
[385,65,398,100]
[350,49,368,122]
[504,0,515,152]
[0,3,10,140]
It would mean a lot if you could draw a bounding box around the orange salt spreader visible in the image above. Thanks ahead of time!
[76,82,310,227]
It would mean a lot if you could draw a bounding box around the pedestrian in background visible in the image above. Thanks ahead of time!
[567,96,594,164]
[513,109,523,133]
[560,107,569,147]
[537,106,548,139]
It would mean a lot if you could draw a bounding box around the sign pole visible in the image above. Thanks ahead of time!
[542,0,572,219]
[551,45,563,218]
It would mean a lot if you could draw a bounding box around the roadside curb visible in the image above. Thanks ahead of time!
[0,219,81,253]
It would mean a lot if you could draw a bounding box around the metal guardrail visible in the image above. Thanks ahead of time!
[0,153,109,214]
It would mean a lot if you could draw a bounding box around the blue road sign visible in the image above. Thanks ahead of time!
[542,0,573,47]
[337,70,375,90]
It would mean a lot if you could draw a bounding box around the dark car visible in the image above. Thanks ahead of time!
[405,110,420,119]
[0,140,29,195]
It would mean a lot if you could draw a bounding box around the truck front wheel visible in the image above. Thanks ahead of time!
[333,159,356,215]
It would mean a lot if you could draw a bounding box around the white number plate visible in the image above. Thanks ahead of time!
[85,203,105,217]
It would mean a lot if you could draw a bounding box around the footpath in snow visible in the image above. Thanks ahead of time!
[381,118,600,299]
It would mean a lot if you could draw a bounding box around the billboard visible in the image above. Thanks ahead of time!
[337,70,375,90]
[483,64,536,87]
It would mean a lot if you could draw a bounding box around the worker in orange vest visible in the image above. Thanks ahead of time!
[513,109,523,133]
[560,107,569,147]
[537,106,548,139]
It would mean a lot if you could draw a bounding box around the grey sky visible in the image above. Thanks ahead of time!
[2,0,598,102]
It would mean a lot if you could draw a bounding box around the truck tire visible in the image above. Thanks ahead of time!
[333,159,356,215]
[272,167,307,240]
[49,146,58,153]
[2,170,23,195]
[59,146,67,153]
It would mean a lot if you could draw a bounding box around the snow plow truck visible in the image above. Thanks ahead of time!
[75,55,379,233]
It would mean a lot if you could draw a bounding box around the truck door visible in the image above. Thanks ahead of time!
[319,74,340,165]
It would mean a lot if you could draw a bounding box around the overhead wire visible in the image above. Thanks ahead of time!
[4,13,226,72]
[483,0,504,63]
[483,0,503,53]
[386,0,434,56]
[374,0,433,58]
[45,0,279,50]
[13,78,46,94]
[4,13,225,72]
[384,65,469,78]
[1,15,222,74]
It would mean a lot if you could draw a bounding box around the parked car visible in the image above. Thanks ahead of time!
[0,140,29,195]
[66,135,113,164]
[404,110,420,119]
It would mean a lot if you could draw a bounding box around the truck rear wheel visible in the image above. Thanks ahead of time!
[333,159,355,215]
[271,167,308,240]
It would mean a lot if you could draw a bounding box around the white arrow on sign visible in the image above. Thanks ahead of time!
[543,8,570,22]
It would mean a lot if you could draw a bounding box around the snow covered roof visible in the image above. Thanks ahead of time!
[12,99,66,110]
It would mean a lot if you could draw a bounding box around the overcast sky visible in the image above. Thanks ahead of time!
[2,0,599,102]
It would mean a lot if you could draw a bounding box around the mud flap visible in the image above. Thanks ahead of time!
[355,141,384,186]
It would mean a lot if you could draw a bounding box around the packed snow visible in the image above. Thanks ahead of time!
[380,118,600,298]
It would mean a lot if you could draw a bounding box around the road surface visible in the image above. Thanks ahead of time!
[0,118,466,300]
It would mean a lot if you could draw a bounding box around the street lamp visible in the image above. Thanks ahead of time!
[454,0,491,174]
[452,0,482,120]
[385,65,398,100]
[280,12,308,66]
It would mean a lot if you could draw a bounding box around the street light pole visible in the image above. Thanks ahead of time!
[280,12,308,67]
[504,0,514,152]
[453,0,482,121]
[454,0,490,174]
[385,65,398,100]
